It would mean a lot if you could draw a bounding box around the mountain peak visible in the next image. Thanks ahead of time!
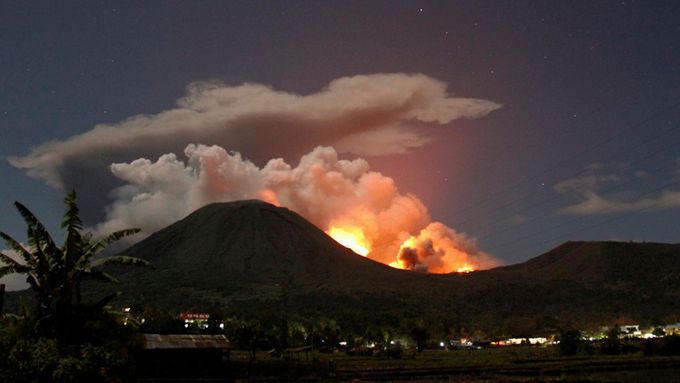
[110,200,410,308]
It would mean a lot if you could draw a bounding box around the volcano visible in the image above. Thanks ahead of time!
[117,199,403,283]
[104,200,440,317]
[55,201,680,333]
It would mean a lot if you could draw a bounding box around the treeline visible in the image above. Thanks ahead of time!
[136,305,433,354]
[559,326,680,357]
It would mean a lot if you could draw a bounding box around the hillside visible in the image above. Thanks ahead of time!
[97,200,443,326]
[464,241,680,331]
[8,200,680,335]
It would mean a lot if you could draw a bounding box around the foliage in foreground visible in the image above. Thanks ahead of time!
[0,191,151,382]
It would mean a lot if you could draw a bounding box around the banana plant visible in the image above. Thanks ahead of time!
[0,191,151,340]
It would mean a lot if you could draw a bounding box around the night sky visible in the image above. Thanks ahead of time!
[2,1,680,288]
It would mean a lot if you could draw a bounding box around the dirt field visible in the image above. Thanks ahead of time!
[212,347,680,382]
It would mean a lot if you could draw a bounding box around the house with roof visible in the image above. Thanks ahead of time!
[138,334,231,378]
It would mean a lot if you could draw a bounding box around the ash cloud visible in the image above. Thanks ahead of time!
[96,144,499,272]
[8,72,501,272]
[10,73,500,221]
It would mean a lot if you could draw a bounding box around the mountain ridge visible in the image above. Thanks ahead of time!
[6,200,680,335]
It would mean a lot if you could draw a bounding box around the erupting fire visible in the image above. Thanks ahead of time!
[327,226,371,257]
[327,222,493,273]
[106,143,499,274]
[387,227,485,274]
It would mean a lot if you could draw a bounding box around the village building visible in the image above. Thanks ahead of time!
[619,324,642,338]
[664,323,680,335]
[139,334,231,378]
[179,311,211,329]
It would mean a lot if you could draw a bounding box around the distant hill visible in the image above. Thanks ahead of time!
[499,240,680,283]
[464,240,680,331]
[7,200,680,336]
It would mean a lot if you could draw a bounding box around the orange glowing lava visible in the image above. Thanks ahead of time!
[392,230,481,273]
[327,226,371,256]
[456,264,475,273]
[327,222,496,273]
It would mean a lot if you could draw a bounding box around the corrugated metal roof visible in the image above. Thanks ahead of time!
[285,346,312,353]
[143,334,231,350]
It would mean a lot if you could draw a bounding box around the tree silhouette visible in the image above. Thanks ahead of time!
[601,325,621,355]
[410,325,429,352]
[0,191,151,343]
[558,328,582,356]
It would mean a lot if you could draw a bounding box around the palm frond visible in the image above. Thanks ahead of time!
[0,250,24,268]
[81,268,119,284]
[28,226,55,279]
[60,190,83,231]
[23,272,40,292]
[94,291,122,310]
[0,260,32,278]
[14,201,58,252]
[61,192,85,273]
[0,264,17,278]
[0,232,33,264]
[85,228,141,257]
[90,255,152,269]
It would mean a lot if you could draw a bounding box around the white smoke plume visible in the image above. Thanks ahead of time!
[8,73,502,272]
[97,144,499,272]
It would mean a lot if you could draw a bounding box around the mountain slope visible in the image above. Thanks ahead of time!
[464,241,680,330]
[104,200,436,313]
[497,241,680,283]
[16,200,679,335]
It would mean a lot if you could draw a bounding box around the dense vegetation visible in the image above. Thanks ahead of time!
[0,192,151,382]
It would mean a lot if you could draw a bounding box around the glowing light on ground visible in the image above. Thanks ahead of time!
[388,261,402,269]
[456,264,475,273]
[327,226,371,256]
